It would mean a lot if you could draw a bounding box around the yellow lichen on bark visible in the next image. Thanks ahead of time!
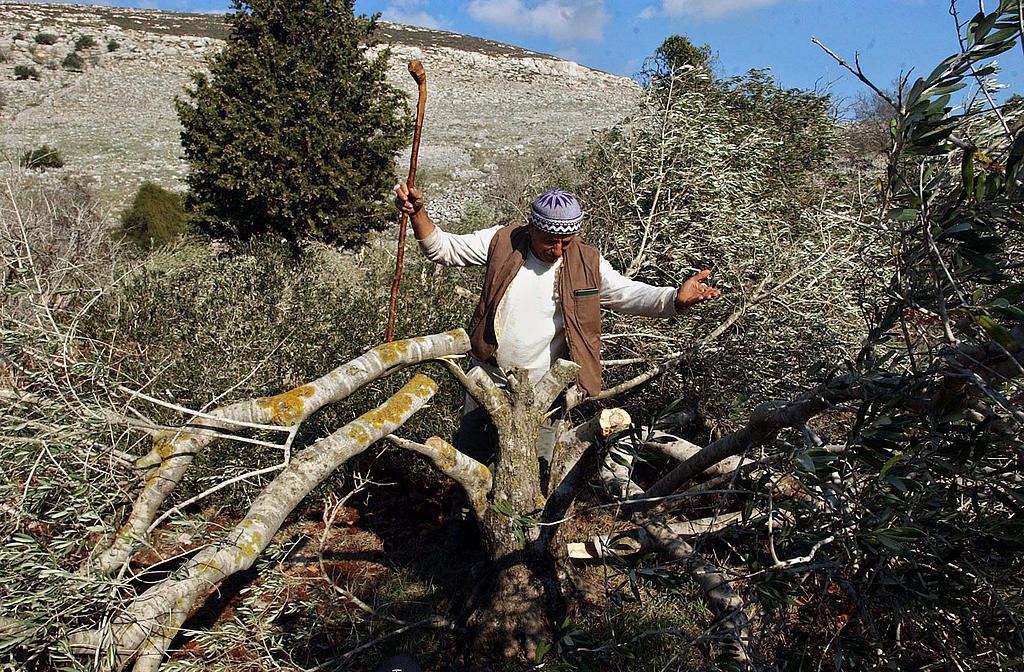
[348,424,371,444]
[371,338,413,365]
[196,558,220,575]
[233,524,264,564]
[135,431,178,468]
[355,374,437,430]
[437,442,457,471]
[257,384,316,425]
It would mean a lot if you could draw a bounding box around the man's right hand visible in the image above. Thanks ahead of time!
[395,183,435,240]
[395,183,423,216]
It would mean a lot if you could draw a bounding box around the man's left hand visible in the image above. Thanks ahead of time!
[675,270,721,309]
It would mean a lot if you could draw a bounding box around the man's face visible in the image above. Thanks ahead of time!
[528,224,576,263]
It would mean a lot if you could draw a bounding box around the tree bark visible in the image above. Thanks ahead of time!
[70,374,440,670]
[90,330,469,575]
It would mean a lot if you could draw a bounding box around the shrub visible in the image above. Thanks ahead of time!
[34,32,58,45]
[119,182,187,248]
[61,51,85,71]
[74,34,97,50]
[1,171,132,669]
[14,64,40,80]
[176,0,412,249]
[639,33,713,88]
[20,144,64,169]
[106,39,119,52]
[78,238,469,507]
[0,46,10,63]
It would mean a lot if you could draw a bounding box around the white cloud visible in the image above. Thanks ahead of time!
[554,46,586,63]
[641,0,781,19]
[381,6,448,29]
[638,5,659,19]
[467,0,608,43]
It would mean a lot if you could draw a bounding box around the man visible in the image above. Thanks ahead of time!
[395,184,720,471]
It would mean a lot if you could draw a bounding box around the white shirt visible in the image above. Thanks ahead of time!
[419,224,678,384]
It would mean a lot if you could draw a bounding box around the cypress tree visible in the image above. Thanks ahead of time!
[176,0,411,248]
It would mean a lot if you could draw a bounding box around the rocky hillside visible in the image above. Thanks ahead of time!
[0,2,639,224]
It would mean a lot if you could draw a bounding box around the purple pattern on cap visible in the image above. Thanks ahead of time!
[530,189,584,235]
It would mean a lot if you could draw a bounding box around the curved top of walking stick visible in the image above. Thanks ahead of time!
[408,60,426,86]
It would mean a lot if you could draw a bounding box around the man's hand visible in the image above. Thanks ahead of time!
[675,270,721,309]
[395,183,423,216]
[395,183,435,240]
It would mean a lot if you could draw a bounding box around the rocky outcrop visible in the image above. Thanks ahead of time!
[0,2,638,222]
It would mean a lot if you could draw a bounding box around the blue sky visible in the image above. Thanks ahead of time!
[50,0,1022,111]
[350,0,1023,110]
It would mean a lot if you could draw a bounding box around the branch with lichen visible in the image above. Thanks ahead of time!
[540,408,632,543]
[640,517,753,669]
[387,434,492,514]
[70,374,439,672]
[532,358,580,413]
[464,364,509,418]
[90,330,470,575]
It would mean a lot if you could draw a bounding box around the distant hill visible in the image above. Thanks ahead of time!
[0,2,639,222]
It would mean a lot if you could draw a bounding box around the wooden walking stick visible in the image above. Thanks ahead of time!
[386,60,427,342]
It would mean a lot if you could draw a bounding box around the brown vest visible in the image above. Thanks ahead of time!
[468,225,603,397]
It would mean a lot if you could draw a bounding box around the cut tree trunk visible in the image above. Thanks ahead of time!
[467,368,631,661]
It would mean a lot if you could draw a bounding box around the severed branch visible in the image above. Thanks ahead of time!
[569,511,744,559]
[549,408,632,492]
[540,408,632,545]
[533,358,581,413]
[89,329,470,576]
[70,374,440,672]
[629,374,865,516]
[387,434,492,514]
[645,435,744,479]
[640,517,753,670]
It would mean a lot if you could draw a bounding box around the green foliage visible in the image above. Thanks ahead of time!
[1,171,127,667]
[120,181,187,248]
[106,38,120,52]
[14,64,39,80]
[33,32,58,45]
[74,34,97,50]
[20,144,64,169]
[176,0,412,249]
[579,56,867,422]
[641,34,713,87]
[60,51,84,71]
[745,3,1024,668]
[657,35,712,70]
